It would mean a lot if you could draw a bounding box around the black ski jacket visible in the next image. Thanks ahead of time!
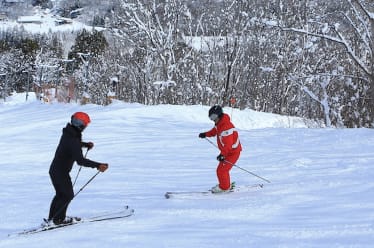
[49,123,100,178]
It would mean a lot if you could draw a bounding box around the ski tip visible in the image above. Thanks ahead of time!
[164,192,171,199]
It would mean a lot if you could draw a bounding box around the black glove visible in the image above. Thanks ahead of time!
[199,133,206,138]
[216,154,225,161]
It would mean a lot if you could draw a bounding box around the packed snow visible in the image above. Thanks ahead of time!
[0,93,374,247]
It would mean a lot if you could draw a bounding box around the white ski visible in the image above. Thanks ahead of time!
[165,183,264,199]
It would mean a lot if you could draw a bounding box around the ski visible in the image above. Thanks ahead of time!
[11,205,134,236]
[165,183,264,199]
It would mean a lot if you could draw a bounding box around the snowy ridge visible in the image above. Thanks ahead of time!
[1,93,374,247]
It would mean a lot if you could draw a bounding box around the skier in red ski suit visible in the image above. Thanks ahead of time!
[199,105,242,193]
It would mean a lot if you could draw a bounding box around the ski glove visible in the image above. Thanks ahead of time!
[217,154,225,161]
[97,163,108,172]
[199,133,206,138]
[82,142,94,150]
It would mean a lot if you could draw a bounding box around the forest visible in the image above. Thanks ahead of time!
[0,0,373,127]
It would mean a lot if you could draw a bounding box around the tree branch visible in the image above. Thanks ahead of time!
[280,26,372,78]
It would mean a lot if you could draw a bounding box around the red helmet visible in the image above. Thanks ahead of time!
[71,112,91,131]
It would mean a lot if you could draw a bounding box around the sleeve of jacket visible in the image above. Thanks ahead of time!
[81,142,89,148]
[205,127,217,137]
[72,140,100,168]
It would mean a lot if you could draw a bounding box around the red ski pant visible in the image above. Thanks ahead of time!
[216,152,241,190]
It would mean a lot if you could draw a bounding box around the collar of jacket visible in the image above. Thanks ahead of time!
[63,123,82,139]
[215,113,230,127]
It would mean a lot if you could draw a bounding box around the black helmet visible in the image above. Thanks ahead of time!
[208,105,223,121]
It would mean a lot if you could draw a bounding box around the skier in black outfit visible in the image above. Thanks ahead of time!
[48,112,108,225]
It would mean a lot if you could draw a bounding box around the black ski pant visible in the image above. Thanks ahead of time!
[48,173,74,222]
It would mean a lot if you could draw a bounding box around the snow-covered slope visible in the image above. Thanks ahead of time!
[0,95,373,247]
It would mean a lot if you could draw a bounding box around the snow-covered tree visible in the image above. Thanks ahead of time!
[277,0,373,126]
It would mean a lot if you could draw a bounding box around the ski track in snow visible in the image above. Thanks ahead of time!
[0,99,374,247]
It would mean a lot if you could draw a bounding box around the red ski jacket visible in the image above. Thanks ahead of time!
[205,113,242,157]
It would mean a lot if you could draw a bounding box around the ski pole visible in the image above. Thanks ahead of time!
[223,159,271,183]
[73,171,100,198]
[204,138,271,183]
[204,137,218,148]
[72,148,89,187]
